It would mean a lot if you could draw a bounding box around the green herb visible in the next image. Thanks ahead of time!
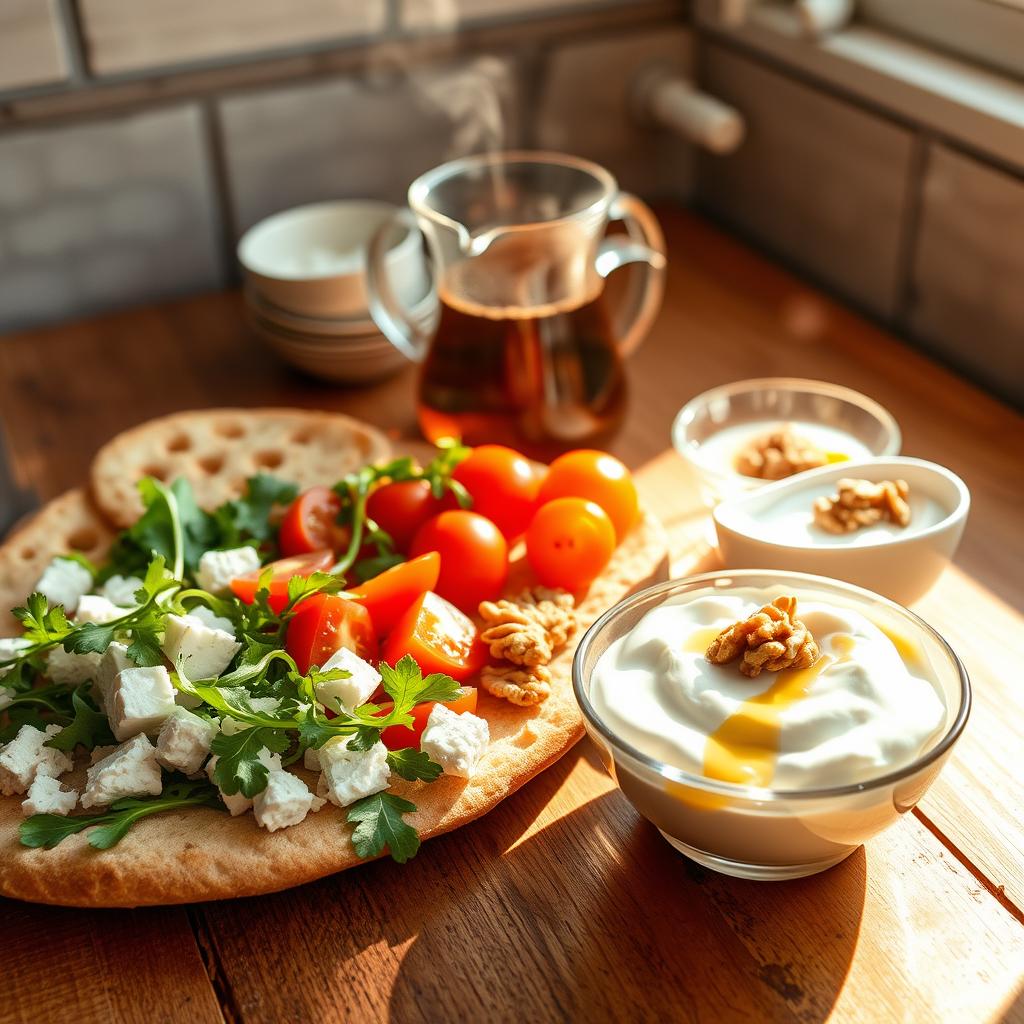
[347,791,421,863]
[386,748,443,782]
[213,475,298,550]
[375,655,461,726]
[209,727,290,797]
[45,685,114,752]
[19,779,224,851]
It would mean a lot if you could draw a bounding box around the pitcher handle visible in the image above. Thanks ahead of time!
[366,209,433,363]
[596,193,667,358]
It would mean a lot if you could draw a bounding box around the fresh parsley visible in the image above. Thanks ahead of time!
[213,475,298,550]
[209,727,290,797]
[347,791,421,863]
[386,748,443,783]
[45,685,114,752]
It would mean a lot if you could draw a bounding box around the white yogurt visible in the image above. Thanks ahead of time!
[590,591,946,790]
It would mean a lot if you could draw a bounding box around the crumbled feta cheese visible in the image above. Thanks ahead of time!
[420,704,489,780]
[100,574,143,607]
[219,697,281,736]
[196,546,261,595]
[316,647,382,713]
[75,594,122,625]
[96,641,134,712]
[206,748,282,816]
[34,557,92,613]
[80,733,163,808]
[303,746,322,772]
[316,737,390,808]
[161,613,241,682]
[155,709,217,775]
[254,770,325,832]
[108,665,177,741]
[22,774,77,816]
[46,646,102,685]
[186,605,235,634]
[0,724,74,795]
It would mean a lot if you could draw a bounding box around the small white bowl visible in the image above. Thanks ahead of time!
[238,200,429,319]
[713,457,970,605]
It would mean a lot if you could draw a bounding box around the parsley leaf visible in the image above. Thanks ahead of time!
[214,475,298,549]
[347,792,421,863]
[386,748,443,783]
[45,685,114,752]
[210,727,290,797]
[376,655,460,727]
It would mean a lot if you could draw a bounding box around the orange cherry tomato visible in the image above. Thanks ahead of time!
[366,480,456,553]
[526,497,616,591]
[452,444,542,540]
[536,450,638,541]
[229,549,334,613]
[378,686,478,750]
[382,591,487,682]
[349,552,441,637]
[278,487,348,557]
[410,510,508,613]
[285,592,377,675]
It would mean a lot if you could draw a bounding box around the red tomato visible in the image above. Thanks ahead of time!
[378,686,478,750]
[526,497,616,591]
[410,510,508,613]
[366,480,455,553]
[349,552,441,637]
[278,487,348,557]
[536,449,638,540]
[229,549,334,612]
[286,593,378,675]
[452,444,542,539]
[382,591,486,682]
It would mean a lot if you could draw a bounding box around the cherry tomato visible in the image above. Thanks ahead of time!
[278,487,349,557]
[366,480,455,553]
[378,686,478,750]
[410,510,508,613]
[536,450,638,541]
[349,552,441,637]
[452,444,542,540]
[286,592,378,675]
[382,590,487,682]
[229,549,334,612]
[526,497,616,591]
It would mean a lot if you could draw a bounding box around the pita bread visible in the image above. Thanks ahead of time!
[90,408,392,527]
[0,489,116,638]
[0,503,667,907]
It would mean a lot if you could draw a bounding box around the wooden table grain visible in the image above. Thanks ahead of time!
[1,209,1022,1024]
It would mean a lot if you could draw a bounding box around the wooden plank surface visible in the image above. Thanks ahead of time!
[1,207,1022,1023]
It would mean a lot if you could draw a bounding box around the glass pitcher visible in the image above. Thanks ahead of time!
[367,151,666,455]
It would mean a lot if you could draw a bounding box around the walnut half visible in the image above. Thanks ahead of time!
[705,595,819,678]
[478,587,576,669]
[735,425,828,480]
[813,478,911,534]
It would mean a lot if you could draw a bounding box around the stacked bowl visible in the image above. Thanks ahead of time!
[238,200,430,384]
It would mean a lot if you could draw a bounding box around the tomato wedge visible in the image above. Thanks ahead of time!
[349,552,441,637]
[382,590,486,682]
[278,487,348,556]
[229,549,334,612]
[286,592,378,675]
[379,686,478,750]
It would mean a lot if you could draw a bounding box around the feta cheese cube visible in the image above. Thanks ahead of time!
[420,704,489,779]
[22,774,77,817]
[196,546,261,595]
[0,637,30,679]
[96,641,134,712]
[108,665,177,741]
[316,737,390,808]
[80,733,163,808]
[74,594,123,625]
[186,605,235,634]
[161,613,241,682]
[100,574,143,607]
[46,645,102,685]
[206,748,282,816]
[155,709,218,775]
[303,746,322,772]
[0,724,74,795]
[34,557,93,614]
[254,770,325,832]
[316,647,382,713]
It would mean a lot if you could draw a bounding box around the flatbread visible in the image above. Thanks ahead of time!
[90,408,392,527]
[0,512,668,907]
[0,489,115,638]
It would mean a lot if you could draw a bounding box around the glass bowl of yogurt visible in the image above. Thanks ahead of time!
[672,378,901,507]
[573,571,969,881]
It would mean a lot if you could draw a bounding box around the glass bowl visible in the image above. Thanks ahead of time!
[572,570,970,881]
[671,378,902,507]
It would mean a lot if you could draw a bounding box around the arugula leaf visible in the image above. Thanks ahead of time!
[210,727,290,797]
[214,475,298,549]
[19,779,224,850]
[45,685,114,752]
[386,748,443,783]
[347,791,421,863]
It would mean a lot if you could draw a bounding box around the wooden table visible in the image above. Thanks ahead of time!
[1,209,1022,1024]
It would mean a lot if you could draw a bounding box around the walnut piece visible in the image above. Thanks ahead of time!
[735,425,828,480]
[480,664,552,707]
[705,595,819,678]
[812,478,911,534]
[478,587,577,668]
